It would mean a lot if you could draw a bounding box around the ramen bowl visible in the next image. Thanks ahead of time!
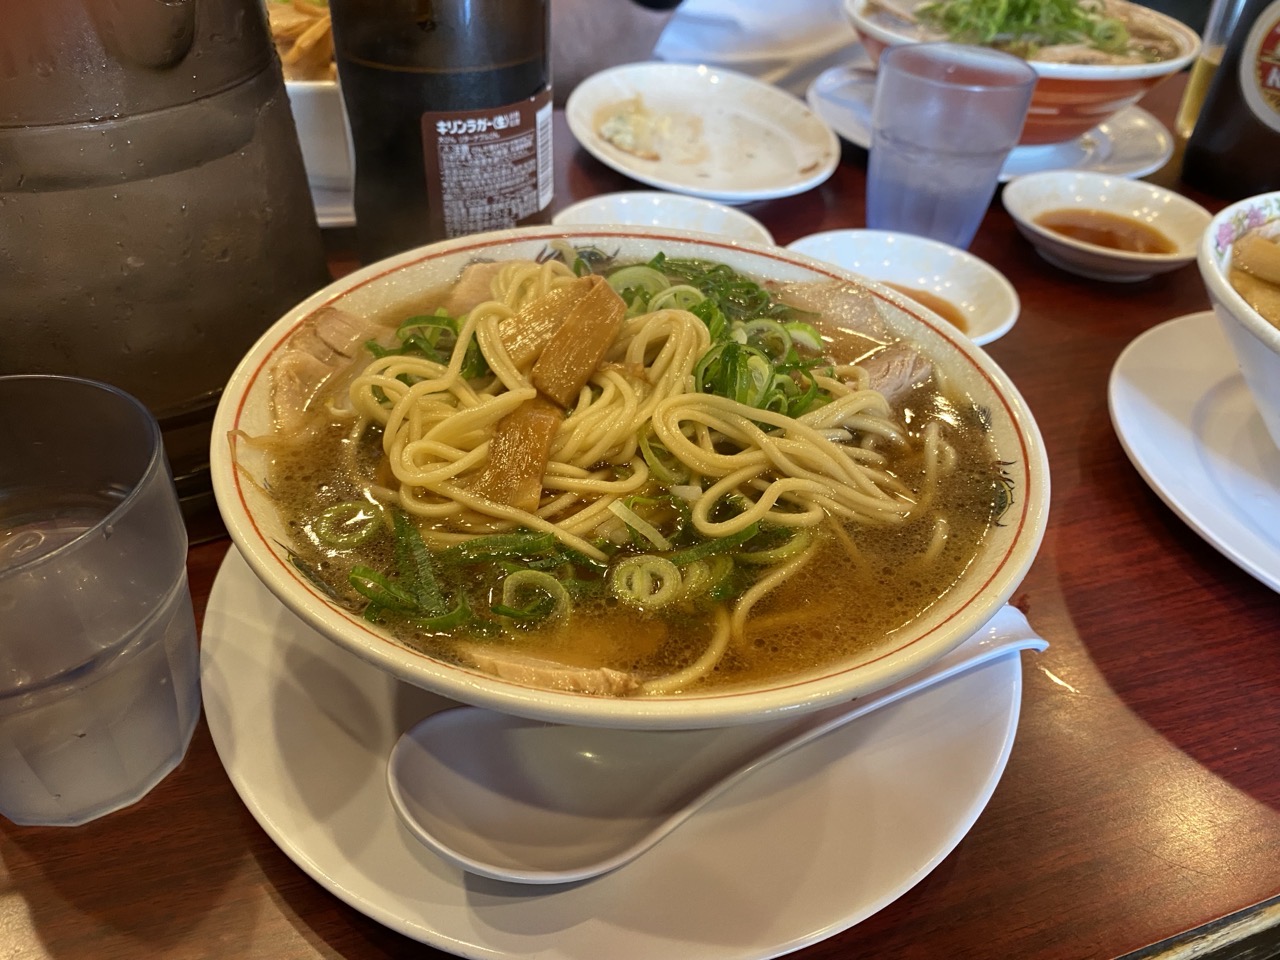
[211,226,1050,729]
[843,0,1199,145]
[1198,191,1280,451]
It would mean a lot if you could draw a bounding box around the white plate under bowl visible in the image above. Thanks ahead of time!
[1003,170,1212,282]
[565,62,840,204]
[1109,311,1280,593]
[806,58,1174,183]
[553,192,775,244]
[787,230,1019,346]
[201,545,1027,959]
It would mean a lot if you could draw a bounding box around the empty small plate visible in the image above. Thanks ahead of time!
[786,229,1020,346]
[553,192,774,244]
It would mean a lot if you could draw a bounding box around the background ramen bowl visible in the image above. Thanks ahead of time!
[843,0,1199,145]
[1198,191,1280,450]
[210,226,1050,730]
[1004,170,1211,282]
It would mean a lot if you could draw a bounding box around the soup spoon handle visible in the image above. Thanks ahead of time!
[389,605,1047,885]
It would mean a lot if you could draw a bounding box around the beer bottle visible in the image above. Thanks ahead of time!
[329,0,553,263]
[1182,0,1280,199]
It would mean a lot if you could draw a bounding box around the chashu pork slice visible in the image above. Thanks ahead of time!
[272,305,369,432]
[454,644,641,696]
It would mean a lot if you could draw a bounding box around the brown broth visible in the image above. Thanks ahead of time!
[883,283,968,332]
[262,276,1007,696]
[1033,208,1177,254]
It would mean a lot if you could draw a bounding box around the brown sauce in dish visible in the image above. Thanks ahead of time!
[1033,208,1177,254]
[883,283,968,332]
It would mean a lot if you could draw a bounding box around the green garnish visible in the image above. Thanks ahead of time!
[915,0,1131,57]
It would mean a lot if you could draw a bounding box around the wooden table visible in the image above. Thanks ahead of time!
[5,72,1279,960]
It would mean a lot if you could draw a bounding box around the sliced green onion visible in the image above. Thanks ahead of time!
[435,530,559,564]
[738,528,813,565]
[313,501,386,549]
[496,570,570,623]
[392,511,447,616]
[606,265,670,297]
[667,522,761,567]
[610,556,683,609]
[784,321,823,352]
[648,284,705,312]
[676,554,734,600]
[639,427,690,486]
[608,499,672,551]
[740,319,792,357]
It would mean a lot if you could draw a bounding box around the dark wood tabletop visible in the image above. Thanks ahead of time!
[5,71,1279,960]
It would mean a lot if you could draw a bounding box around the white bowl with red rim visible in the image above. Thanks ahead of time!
[210,226,1050,729]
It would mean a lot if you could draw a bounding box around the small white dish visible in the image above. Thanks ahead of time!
[1198,191,1280,452]
[201,545,1026,957]
[386,609,1044,885]
[1002,171,1211,282]
[787,229,1020,346]
[553,192,774,244]
[565,62,840,204]
[284,79,355,228]
[1109,311,1280,593]
[806,57,1174,182]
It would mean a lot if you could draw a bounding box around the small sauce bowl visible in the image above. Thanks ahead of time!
[787,229,1020,346]
[1003,170,1211,282]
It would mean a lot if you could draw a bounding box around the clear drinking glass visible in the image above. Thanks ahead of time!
[866,43,1037,250]
[0,376,201,826]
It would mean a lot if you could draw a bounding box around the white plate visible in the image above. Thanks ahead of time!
[807,57,1174,182]
[553,192,775,244]
[565,62,840,204]
[1109,311,1280,592]
[310,184,355,229]
[787,229,1019,346]
[201,547,1026,959]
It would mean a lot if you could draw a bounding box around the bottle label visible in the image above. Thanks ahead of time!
[1239,0,1280,134]
[420,88,554,240]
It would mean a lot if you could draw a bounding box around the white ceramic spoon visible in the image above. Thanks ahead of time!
[387,605,1047,885]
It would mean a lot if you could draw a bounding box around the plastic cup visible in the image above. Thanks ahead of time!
[0,375,201,826]
[866,43,1037,250]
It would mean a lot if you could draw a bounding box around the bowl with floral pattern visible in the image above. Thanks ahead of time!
[1198,191,1280,449]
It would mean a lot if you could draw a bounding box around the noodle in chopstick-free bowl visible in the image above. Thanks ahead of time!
[211,227,1048,728]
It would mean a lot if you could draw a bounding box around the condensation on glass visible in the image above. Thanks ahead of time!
[0,0,330,533]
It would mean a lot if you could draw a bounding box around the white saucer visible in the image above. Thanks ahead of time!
[1109,311,1280,592]
[201,547,1025,958]
[565,62,841,205]
[807,57,1174,182]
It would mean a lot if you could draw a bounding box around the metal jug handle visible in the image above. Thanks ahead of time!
[89,0,197,70]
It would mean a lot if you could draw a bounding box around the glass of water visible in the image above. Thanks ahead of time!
[866,43,1037,250]
[0,375,200,826]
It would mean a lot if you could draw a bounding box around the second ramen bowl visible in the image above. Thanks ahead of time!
[844,0,1199,145]
[211,226,1050,729]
